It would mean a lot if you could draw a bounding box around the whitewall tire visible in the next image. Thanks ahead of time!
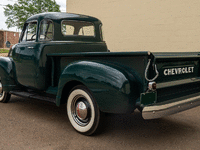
[0,81,11,103]
[67,85,101,135]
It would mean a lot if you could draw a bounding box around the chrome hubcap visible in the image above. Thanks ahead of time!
[76,101,88,120]
[71,95,91,126]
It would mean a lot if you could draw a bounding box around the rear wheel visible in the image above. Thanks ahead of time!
[67,85,101,135]
[0,81,11,103]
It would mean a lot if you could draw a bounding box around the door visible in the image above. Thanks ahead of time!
[14,21,38,88]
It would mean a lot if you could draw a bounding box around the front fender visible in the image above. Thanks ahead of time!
[0,57,17,91]
[57,61,142,113]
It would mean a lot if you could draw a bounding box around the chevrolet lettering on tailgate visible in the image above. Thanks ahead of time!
[164,66,194,76]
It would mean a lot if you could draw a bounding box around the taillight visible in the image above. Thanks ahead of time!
[148,82,156,91]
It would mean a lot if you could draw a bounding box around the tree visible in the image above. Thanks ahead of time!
[4,0,60,30]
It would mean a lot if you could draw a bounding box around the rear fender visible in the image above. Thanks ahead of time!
[56,61,142,113]
[0,57,17,91]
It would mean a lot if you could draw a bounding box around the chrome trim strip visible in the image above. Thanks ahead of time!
[142,94,200,119]
[157,78,200,89]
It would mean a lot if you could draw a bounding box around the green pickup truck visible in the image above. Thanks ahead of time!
[1,12,200,135]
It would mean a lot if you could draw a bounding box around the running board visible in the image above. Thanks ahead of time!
[10,90,56,103]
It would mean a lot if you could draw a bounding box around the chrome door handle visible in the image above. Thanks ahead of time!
[28,47,34,49]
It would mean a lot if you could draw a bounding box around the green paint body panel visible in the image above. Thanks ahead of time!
[56,60,144,113]
[0,57,17,91]
[1,13,200,115]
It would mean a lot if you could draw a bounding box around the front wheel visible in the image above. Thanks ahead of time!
[67,85,101,135]
[0,82,11,103]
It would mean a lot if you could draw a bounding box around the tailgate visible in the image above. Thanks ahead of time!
[154,52,200,103]
[142,52,200,119]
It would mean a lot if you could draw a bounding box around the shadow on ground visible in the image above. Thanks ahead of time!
[2,95,198,150]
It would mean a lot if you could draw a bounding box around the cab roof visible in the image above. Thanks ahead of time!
[26,12,100,23]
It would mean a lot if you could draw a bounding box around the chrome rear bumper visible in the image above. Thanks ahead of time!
[142,93,200,119]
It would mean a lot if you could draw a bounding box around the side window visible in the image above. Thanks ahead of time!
[21,21,37,42]
[61,21,95,37]
[39,20,54,41]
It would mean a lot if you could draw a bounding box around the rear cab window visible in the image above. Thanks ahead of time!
[61,21,95,37]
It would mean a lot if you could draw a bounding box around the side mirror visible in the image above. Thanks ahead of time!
[5,41,11,48]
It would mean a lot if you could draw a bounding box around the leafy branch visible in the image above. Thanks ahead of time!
[4,0,60,30]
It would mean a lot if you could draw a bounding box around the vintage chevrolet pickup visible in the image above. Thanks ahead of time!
[1,12,200,135]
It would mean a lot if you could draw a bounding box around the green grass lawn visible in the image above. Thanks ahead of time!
[0,49,9,53]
